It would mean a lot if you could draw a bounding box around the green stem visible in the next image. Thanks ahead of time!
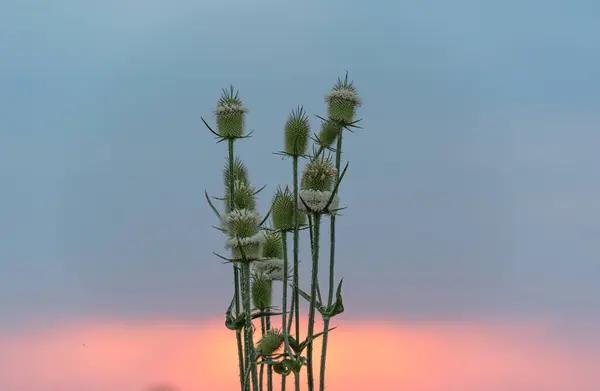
[306,214,321,391]
[228,139,246,391]
[242,262,259,391]
[260,318,266,391]
[265,314,273,391]
[319,132,343,391]
[292,155,301,391]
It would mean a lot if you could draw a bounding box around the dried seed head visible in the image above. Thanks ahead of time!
[251,275,273,309]
[301,157,337,192]
[256,328,284,357]
[271,187,306,231]
[215,86,247,138]
[284,106,310,156]
[325,74,361,124]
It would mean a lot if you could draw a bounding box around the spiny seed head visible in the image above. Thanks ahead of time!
[251,275,273,309]
[317,120,342,149]
[284,106,310,156]
[223,157,249,188]
[271,187,306,230]
[224,209,261,238]
[225,180,257,213]
[215,86,247,139]
[301,156,337,192]
[325,73,362,124]
[298,189,340,215]
[262,232,283,259]
[256,328,284,356]
[254,257,285,281]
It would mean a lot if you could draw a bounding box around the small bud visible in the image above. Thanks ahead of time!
[284,106,310,156]
[256,328,284,357]
[317,120,342,149]
[300,157,337,192]
[325,74,362,125]
[215,86,248,139]
[251,275,273,309]
[271,187,306,231]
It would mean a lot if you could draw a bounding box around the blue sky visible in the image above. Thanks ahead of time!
[1,0,599,330]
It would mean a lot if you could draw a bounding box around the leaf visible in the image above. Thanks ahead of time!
[205,191,221,219]
[329,278,345,317]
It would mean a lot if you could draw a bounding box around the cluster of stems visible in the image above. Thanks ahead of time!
[203,73,362,391]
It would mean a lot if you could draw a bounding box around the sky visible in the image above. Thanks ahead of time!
[1,0,599,390]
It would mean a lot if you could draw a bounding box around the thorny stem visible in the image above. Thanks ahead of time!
[292,155,301,391]
[306,214,321,391]
[260,318,266,391]
[319,132,343,391]
[228,139,246,391]
[242,262,259,391]
[265,315,273,391]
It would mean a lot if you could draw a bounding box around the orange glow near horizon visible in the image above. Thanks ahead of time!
[1,317,599,391]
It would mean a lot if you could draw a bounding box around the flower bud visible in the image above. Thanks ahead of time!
[256,328,284,357]
[284,106,309,156]
[271,187,306,231]
[224,209,261,238]
[254,257,285,281]
[262,232,283,259]
[225,180,257,213]
[215,86,247,138]
[325,74,362,125]
[317,120,342,149]
[223,156,249,188]
[252,275,273,309]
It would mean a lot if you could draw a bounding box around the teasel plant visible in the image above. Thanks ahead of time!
[202,73,362,391]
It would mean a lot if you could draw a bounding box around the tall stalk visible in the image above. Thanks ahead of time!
[265,315,273,391]
[228,139,246,391]
[319,132,343,391]
[280,231,291,391]
[292,155,301,391]
[241,262,259,391]
[306,214,321,391]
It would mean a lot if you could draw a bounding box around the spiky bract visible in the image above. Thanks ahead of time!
[271,187,306,231]
[325,74,362,125]
[301,157,337,192]
[251,275,273,309]
[256,328,284,357]
[284,106,310,156]
[215,86,247,139]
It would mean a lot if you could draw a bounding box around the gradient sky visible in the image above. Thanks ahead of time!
[1,0,599,390]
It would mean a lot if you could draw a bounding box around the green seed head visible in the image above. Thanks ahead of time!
[223,157,249,188]
[256,328,284,357]
[230,240,263,261]
[271,187,306,231]
[317,120,342,149]
[325,73,362,125]
[284,106,310,156]
[215,86,247,139]
[225,180,257,213]
[251,275,273,309]
[300,156,337,192]
[262,232,283,259]
[224,209,260,238]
